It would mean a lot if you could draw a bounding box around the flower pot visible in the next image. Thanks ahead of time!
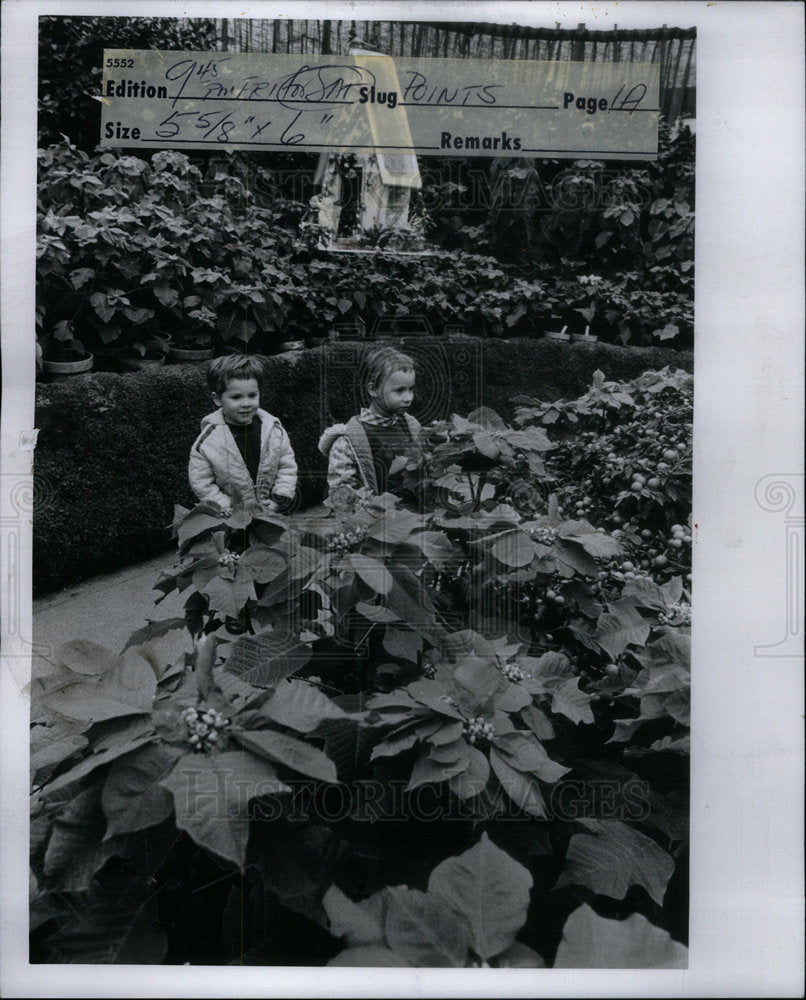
[278,340,305,352]
[144,334,172,354]
[119,351,166,371]
[169,346,215,362]
[571,333,599,345]
[543,330,570,342]
[42,353,94,375]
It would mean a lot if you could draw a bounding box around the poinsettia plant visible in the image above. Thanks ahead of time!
[31,369,691,966]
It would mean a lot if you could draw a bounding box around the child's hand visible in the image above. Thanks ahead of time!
[219,503,233,518]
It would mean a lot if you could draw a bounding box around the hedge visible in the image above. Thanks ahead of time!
[33,338,693,595]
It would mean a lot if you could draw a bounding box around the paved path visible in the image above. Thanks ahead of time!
[32,503,332,668]
[33,548,193,669]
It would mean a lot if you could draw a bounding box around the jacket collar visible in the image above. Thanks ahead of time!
[201,407,275,430]
[358,406,406,428]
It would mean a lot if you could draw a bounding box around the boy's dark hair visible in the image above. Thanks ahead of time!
[207,355,265,395]
[364,346,415,394]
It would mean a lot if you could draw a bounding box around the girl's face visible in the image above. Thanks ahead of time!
[213,377,260,425]
[370,368,415,416]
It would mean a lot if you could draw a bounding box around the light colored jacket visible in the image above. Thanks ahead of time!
[189,407,297,509]
[318,411,422,495]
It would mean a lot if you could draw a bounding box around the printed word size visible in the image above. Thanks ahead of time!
[104,121,141,140]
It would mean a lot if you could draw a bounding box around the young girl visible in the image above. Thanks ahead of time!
[318,346,424,503]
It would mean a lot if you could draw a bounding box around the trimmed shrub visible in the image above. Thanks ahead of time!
[33,339,691,595]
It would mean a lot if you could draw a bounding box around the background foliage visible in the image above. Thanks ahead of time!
[37,125,694,363]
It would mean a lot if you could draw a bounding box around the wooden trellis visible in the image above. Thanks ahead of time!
[196,19,696,120]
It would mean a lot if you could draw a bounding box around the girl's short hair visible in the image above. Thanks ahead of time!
[207,354,265,395]
[364,346,415,393]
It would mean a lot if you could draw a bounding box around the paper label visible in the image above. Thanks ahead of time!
[100,50,659,160]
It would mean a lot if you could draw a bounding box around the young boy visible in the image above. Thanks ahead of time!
[318,346,423,502]
[189,355,297,514]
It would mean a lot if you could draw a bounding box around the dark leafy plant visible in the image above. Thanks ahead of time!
[38,16,217,152]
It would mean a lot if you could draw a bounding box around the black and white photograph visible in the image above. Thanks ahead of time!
[1,1,803,996]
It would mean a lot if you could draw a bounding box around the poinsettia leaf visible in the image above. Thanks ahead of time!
[495,941,547,967]
[30,726,88,783]
[491,731,569,783]
[323,886,383,946]
[632,629,691,681]
[160,751,290,868]
[40,898,168,964]
[556,820,676,906]
[607,716,656,744]
[39,717,157,796]
[549,677,596,725]
[520,703,556,741]
[121,617,187,652]
[406,751,468,790]
[345,553,393,595]
[503,425,554,452]
[413,530,461,570]
[51,639,117,677]
[452,656,504,716]
[406,679,464,719]
[385,564,442,637]
[238,544,288,583]
[383,627,422,663]
[493,680,532,713]
[224,629,311,687]
[567,530,621,560]
[428,832,532,961]
[355,601,402,623]
[202,573,256,618]
[237,729,338,782]
[41,648,158,725]
[43,786,107,892]
[177,508,225,548]
[519,650,575,689]
[489,749,549,818]
[366,508,423,545]
[467,406,507,430]
[101,744,183,838]
[370,717,438,760]
[624,733,691,757]
[621,577,666,609]
[473,430,501,460]
[661,576,684,603]
[310,717,375,782]
[427,730,469,758]
[489,530,538,569]
[555,539,600,576]
[260,678,347,732]
[554,904,687,968]
[595,599,651,658]
[384,886,470,967]
[448,745,490,800]
[328,944,411,966]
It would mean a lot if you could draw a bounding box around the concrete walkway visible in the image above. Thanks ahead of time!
[33,548,194,669]
[32,503,332,669]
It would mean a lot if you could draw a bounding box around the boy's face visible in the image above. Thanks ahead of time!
[370,368,415,416]
[213,377,260,425]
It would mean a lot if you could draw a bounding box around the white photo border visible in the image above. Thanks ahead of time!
[2,1,803,996]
